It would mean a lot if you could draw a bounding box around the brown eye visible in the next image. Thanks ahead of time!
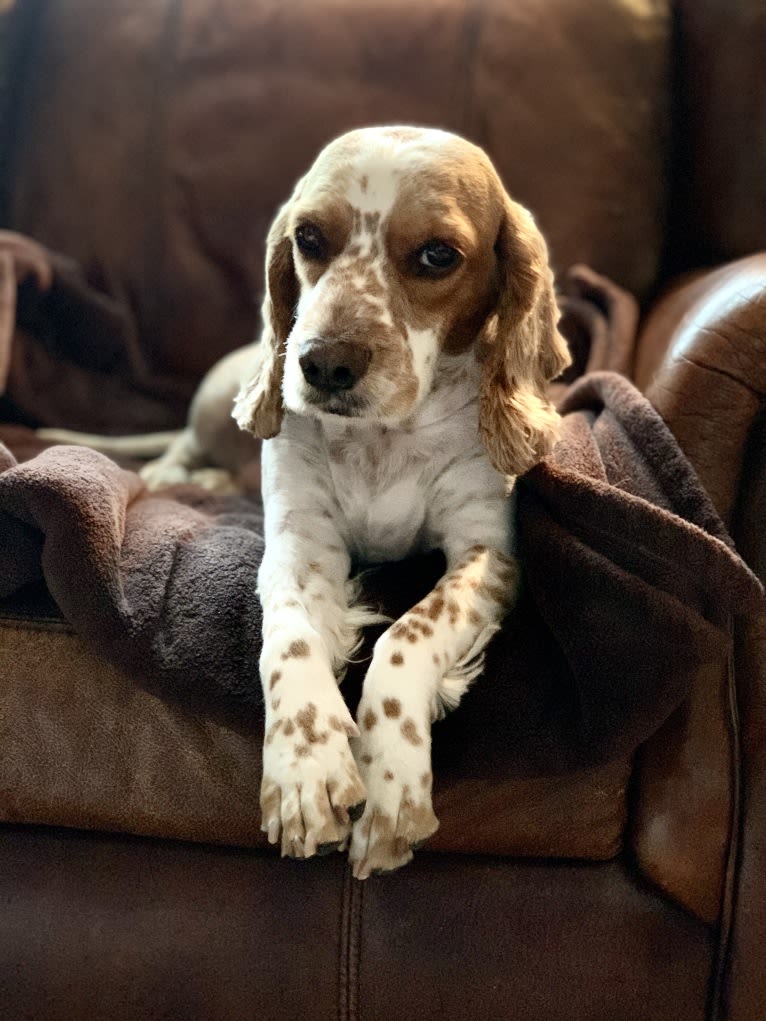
[416,240,460,275]
[295,223,327,260]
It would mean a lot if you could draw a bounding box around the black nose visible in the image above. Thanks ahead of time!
[298,339,372,394]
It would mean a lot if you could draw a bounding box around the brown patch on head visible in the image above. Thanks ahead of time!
[390,651,405,666]
[282,639,310,659]
[401,718,423,746]
[295,743,310,757]
[363,709,378,731]
[382,698,402,719]
[283,719,295,737]
[269,670,282,690]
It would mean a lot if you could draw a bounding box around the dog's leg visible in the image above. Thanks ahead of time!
[141,343,262,492]
[257,433,377,858]
[259,538,370,858]
[139,427,209,489]
[348,544,519,878]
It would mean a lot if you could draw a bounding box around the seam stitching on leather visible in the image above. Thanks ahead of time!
[707,614,743,1020]
[338,865,352,1021]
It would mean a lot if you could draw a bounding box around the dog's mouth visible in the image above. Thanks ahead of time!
[303,389,369,419]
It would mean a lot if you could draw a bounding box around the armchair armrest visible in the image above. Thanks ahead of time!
[634,253,766,527]
[635,254,766,1020]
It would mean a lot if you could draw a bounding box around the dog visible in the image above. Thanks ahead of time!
[40,126,571,878]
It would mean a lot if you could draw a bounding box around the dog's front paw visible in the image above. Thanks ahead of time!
[260,692,367,860]
[348,699,438,880]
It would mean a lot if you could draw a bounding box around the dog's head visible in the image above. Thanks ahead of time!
[234,126,571,475]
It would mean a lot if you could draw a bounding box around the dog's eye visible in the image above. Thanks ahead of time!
[416,241,460,275]
[295,223,327,260]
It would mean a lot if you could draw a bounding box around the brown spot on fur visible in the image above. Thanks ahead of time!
[410,619,433,637]
[384,770,394,781]
[295,743,310,757]
[447,600,461,626]
[432,653,440,666]
[421,771,432,789]
[383,698,402,719]
[390,622,409,639]
[391,651,404,666]
[401,718,423,746]
[406,629,419,643]
[427,597,445,621]
[271,698,281,711]
[364,211,380,233]
[469,608,482,625]
[296,703,329,745]
[282,639,310,659]
[265,719,283,745]
[363,709,378,731]
[362,754,373,765]
[269,670,282,689]
[283,720,295,737]
[307,561,321,573]
[329,715,345,732]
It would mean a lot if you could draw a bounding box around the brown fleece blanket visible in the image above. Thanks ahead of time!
[0,374,761,780]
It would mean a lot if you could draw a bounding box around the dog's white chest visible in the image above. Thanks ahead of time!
[323,425,431,563]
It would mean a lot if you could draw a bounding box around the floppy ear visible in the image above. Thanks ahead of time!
[233,197,300,439]
[477,196,572,477]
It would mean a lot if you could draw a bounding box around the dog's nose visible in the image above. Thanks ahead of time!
[298,339,372,393]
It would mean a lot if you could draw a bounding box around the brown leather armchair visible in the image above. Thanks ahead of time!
[0,1,764,1018]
